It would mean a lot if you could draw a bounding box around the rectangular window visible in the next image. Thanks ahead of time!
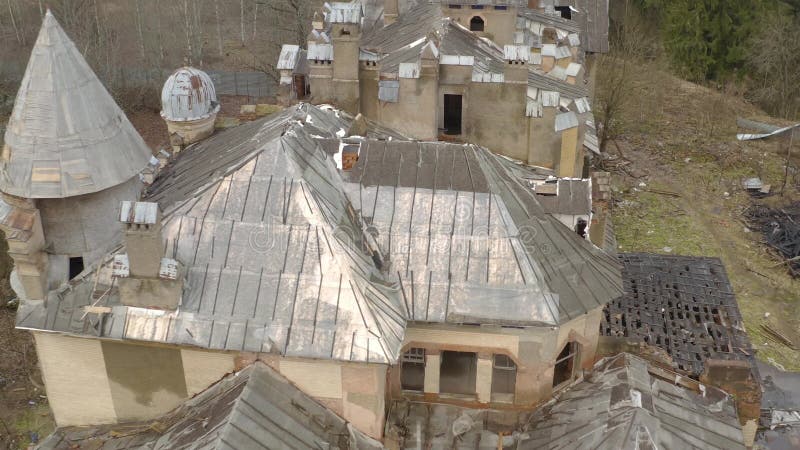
[491,354,516,400]
[401,348,425,391]
[69,256,84,280]
[448,4,462,8]
[443,94,463,135]
[494,5,508,10]
[471,5,485,9]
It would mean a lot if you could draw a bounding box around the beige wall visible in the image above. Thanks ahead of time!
[35,332,387,440]
[35,333,117,427]
[391,306,604,408]
[528,108,561,169]
[442,6,519,46]
[464,81,529,162]
[309,63,334,105]
[376,76,438,140]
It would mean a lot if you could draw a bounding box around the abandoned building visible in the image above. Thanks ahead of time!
[601,253,762,444]
[1,7,758,450]
[278,0,598,178]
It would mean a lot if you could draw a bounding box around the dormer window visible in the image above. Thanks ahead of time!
[469,16,485,32]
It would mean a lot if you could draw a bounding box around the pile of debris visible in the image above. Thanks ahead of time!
[744,202,800,277]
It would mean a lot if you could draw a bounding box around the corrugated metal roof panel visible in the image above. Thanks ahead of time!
[554,45,572,59]
[555,111,579,131]
[325,2,363,23]
[550,65,568,81]
[441,54,475,65]
[565,62,582,76]
[398,61,421,78]
[307,43,334,61]
[504,45,531,61]
[541,90,560,107]
[378,80,400,102]
[277,44,301,70]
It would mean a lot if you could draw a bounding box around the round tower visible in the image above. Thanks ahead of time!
[0,11,151,300]
[160,67,220,150]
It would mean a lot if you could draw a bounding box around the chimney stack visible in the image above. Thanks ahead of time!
[117,201,183,309]
[503,45,530,84]
[120,201,162,278]
[384,0,398,25]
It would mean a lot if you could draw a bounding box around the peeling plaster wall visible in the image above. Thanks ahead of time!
[464,81,529,162]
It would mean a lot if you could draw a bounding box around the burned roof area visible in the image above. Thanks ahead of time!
[745,202,800,278]
[602,253,755,377]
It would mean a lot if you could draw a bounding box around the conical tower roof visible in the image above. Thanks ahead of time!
[0,11,151,198]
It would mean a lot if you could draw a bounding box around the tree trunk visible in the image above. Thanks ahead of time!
[6,0,22,45]
[135,0,146,61]
[252,1,258,42]
[214,0,224,57]
[183,0,193,65]
[240,0,245,46]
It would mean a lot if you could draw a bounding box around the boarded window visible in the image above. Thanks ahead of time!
[470,16,485,32]
[378,80,399,103]
[401,348,425,391]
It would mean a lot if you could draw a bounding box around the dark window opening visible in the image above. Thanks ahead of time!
[341,29,351,36]
[491,354,517,398]
[69,256,84,280]
[443,94,463,135]
[555,6,572,19]
[469,16,485,31]
[575,219,588,238]
[401,348,426,391]
[440,351,476,395]
[448,4,462,8]
[471,4,485,9]
[553,342,578,387]
[494,5,508,10]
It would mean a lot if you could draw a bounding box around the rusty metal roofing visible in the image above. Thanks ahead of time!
[38,361,382,450]
[326,1,365,24]
[161,67,220,122]
[517,7,582,34]
[519,353,746,449]
[1,11,152,199]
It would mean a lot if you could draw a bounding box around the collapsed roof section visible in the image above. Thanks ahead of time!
[17,104,621,362]
[38,361,382,450]
[1,11,151,199]
[603,253,756,378]
[518,353,747,449]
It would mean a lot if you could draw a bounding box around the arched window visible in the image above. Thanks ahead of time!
[469,16,485,32]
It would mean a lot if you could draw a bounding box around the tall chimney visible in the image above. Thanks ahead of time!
[118,201,183,309]
[120,201,162,278]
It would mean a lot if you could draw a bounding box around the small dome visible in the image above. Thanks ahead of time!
[160,67,220,122]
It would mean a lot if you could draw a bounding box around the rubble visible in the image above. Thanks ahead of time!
[744,202,800,277]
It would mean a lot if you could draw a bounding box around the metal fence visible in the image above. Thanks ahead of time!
[115,68,275,99]
[1,64,275,100]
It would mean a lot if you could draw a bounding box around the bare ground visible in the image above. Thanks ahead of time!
[607,65,800,371]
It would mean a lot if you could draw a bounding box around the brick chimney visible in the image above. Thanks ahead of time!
[117,201,183,309]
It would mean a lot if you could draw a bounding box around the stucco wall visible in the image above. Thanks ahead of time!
[375,76,438,140]
[35,333,117,427]
[464,81,529,162]
[442,6,519,46]
[36,332,387,440]
[309,64,334,105]
[38,176,141,266]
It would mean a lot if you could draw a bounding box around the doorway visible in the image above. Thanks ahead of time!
[440,350,476,395]
[69,256,84,280]
[443,94,463,135]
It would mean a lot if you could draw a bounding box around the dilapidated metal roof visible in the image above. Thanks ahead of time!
[161,67,220,122]
[38,361,382,450]
[16,104,618,362]
[1,11,152,199]
[519,353,746,449]
[385,353,745,449]
[342,139,621,324]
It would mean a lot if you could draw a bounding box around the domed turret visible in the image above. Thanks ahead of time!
[160,67,220,148]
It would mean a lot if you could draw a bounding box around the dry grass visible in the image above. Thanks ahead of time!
[607,59,800,370]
